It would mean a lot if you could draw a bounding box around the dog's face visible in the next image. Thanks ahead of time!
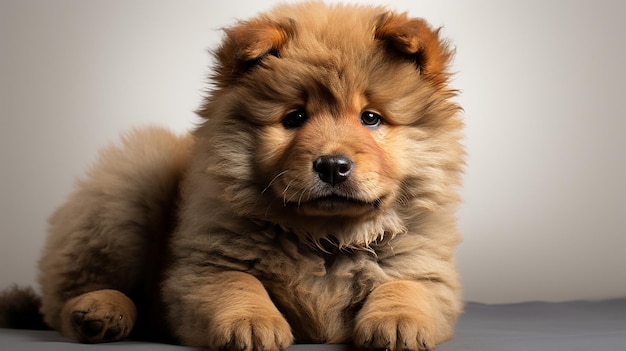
[196,3,464,246]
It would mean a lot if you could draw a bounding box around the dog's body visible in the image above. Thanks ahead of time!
[4,3,465,350]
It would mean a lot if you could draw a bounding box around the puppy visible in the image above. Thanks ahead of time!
[6,2,465,351]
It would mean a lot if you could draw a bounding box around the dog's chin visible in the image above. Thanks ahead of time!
[287,195,384,217]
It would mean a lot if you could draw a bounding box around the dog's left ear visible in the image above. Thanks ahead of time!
[375,12,453,87]
[212,18,295,87]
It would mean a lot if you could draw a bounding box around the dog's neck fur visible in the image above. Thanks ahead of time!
[276,210,406,253]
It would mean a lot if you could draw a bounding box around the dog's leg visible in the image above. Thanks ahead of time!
[165,271,293,351]
[354,280,455,351]
[59,289,137,343]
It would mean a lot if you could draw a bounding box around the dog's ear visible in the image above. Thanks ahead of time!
[212,18,295,86]
[375,12,453,87]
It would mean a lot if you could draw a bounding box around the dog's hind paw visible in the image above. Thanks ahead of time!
[60,289,137,343]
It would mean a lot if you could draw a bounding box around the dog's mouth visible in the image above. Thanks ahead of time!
[288,194,384,217]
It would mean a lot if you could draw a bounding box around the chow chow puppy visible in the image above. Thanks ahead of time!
[1,2,465,350]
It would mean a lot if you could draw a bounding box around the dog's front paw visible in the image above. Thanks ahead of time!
[209,311,294,351]
[60,289,137,343]
[354,311,435,351]
[353,281,445,351]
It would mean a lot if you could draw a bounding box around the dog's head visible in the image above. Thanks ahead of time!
[196,3,464,248]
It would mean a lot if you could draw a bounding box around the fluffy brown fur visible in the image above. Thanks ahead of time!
[5,2,465,350]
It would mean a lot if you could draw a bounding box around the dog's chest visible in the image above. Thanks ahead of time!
[253,243,386,343]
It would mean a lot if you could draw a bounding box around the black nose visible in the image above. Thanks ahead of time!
[313,154,354,186]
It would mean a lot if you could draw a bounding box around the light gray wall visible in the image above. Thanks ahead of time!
[1,0,624,303]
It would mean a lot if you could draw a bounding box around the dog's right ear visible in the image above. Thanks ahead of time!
[212,18,295,87]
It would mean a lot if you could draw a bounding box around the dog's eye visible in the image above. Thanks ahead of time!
[282,109,308,129]
[360,111,383,128]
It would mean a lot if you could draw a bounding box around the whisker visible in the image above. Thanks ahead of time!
[285,183,302,205]
[291,188,307,208]
[297,188,307,208]
[298,186,314,208]
[262,170,289,194]
[264,197,278,218]
[282,178,297,205]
